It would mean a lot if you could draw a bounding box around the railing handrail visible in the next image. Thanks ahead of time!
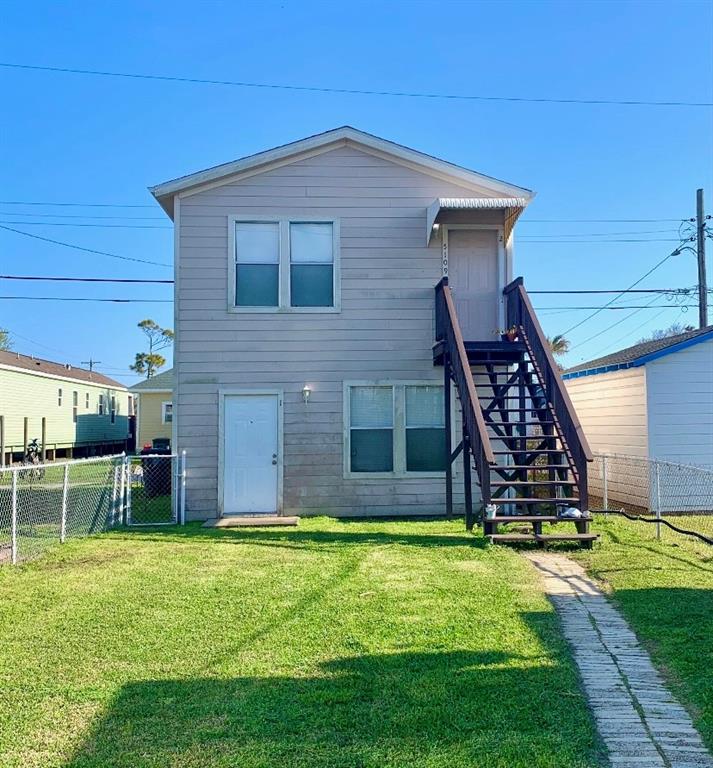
[504,277,594,467]
[435,278,495,467]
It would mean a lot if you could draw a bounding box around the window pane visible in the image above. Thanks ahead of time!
[290,223,333,264]
[350,386,393,428]
[290,264,333,307]
[351,429,393,472]
[406,428,446,472]
[406,386,444,428]
[235,222,279,264]
[236,264,279,306]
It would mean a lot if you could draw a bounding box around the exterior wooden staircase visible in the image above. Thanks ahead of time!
[434,277,598,548]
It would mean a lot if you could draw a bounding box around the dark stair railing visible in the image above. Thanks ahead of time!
[435,277,495,525]
[503,277,594,510]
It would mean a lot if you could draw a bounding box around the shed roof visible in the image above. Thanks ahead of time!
[563,326,713,379]
[129,368,173,392]
[0,350,126,389]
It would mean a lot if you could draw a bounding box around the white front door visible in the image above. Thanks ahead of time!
[223,394,279,514]
[447,228,500,341]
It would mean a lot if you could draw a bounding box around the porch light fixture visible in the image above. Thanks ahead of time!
[302,385,312,404]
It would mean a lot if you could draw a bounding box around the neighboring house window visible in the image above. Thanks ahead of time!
[98,394,105,415]
[58,388,62,406]
[162,401,173,424]
[405,386,446,472]
[290,222,334,307]
[346,383,448,476]
[72,391,78,424]
[85,392,90,409]
[235,222,280,307]
[349,386,394,473]
[231,218,338,311]
[128,396,134,417]
[110,395,116,424]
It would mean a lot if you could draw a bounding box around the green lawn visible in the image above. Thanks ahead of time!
[0,519,602,768]
[572,514,713,749]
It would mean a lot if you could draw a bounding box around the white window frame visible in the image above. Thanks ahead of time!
[162,401,173,424]
[343,380,455,479]
[110,395,117,424]
[227,215,341,314]
[98,394,105,416]
[72,391,78,424]
[85,392,90,409]
[58,388,63,407]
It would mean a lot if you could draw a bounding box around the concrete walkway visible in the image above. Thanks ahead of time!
[527,552,713,768]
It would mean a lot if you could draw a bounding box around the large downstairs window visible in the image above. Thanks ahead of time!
[231,218,339,311]
[346,383,449,476]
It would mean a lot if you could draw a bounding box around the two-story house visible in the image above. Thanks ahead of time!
[151,127,595,545]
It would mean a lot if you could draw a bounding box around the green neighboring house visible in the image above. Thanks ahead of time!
[129,368,173,451]
[0,350,131,463]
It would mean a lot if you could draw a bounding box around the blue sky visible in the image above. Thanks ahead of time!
[1,0,711,384]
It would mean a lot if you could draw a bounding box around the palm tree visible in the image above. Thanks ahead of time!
[547,334,570,357]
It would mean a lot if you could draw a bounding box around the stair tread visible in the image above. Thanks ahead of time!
[491,480,576,486]
[493,464,569,469]
[492,449,564,454]
[488,515,561,523]
[489,497,580,504]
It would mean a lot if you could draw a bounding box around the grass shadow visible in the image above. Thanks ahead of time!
[64,647,598,768]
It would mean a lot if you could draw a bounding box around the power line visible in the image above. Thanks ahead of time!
[520,229,681,237]
[560,240,693,336]
[1,62,711,108]
[0,224,172,268]
[0,200,155,208]
[521,218,689,223]
[0,275,173,283]
[0,211,164,219]
[0,220,172,230]
[519,238,685,244]
[0,296,172,303]
[534,304,698,310]
[529,288,695,295]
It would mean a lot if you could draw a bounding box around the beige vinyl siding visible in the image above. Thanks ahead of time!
[0,366,130,451]
[176,145,504,519]
[564,367,648,457]
[136,392,172,449]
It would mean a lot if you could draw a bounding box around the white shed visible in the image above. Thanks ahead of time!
[563,326,713,511]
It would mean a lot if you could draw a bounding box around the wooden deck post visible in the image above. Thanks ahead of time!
[0,415,4,467]
[41,417,47,462]
[23,417,28,458]
[444,355,453,519]
[463,431,473,531]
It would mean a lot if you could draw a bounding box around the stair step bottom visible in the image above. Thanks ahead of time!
[488,533,599,544]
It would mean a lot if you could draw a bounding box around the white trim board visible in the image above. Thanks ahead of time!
[217,388,284,517]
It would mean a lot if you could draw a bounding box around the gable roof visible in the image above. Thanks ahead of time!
[0,350,126,389]
[149,126,534,218]
[129,368,173,392]
[563,326,713,379]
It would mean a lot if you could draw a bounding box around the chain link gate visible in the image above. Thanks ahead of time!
[124,453,186,526]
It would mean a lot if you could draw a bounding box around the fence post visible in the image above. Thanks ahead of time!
[180,450,187,526]
[60,463,69,544]
[126,456,132,526]
[10,471,17,564]
[602,455,608,510]
[654,460,662,541]
[118,454,126,527]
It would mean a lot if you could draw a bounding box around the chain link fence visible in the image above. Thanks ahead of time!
[589,452,713,544]
[0,453,185,565]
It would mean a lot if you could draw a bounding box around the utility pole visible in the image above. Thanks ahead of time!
[81,358,101,372]
[697,188,708,328]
